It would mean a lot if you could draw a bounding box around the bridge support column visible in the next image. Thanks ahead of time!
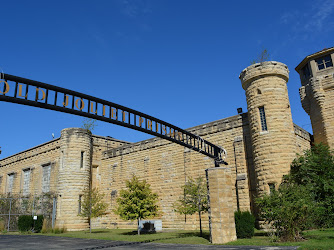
[206,167,237,244]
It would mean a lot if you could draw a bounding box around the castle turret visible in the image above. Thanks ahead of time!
[239,62,296,196]
[57,128,92,230]
[296,47,334,148]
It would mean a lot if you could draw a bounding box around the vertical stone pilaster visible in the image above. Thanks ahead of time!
[206,167,237,244]
[233,136,251,212]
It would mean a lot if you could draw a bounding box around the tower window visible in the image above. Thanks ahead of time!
[78,195,82,214]
[316,55,333,70]
[259,106,268,131]
[80,151,85,169]
[302,64,311,78]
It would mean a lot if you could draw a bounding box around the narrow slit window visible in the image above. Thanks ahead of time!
[80,151,84,169]
[259,106,268,131]
[78,195,82,214]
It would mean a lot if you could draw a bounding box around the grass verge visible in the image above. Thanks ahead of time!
[4,228,334,248]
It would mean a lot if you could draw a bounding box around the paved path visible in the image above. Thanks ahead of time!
[0,235,299,250]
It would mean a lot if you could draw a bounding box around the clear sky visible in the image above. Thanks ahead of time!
[0,0,333,159]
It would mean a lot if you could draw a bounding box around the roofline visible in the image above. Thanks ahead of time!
[92,134,131,144]
[0,138,60,163]
[295,47,334,72]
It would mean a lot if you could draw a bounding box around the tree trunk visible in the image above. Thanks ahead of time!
[89,216,91,233]
[137,218,140,235]
[198,211,202,237]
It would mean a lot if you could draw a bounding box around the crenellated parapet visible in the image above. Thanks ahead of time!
[240,61,289,90]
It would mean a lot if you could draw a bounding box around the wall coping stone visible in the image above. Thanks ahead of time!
[239,61,289,90]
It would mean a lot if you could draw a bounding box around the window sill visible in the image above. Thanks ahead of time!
[260,131,269,135]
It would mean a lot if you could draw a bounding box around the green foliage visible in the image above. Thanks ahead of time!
[79,188,108,219]
[79,187,108,232]
[82,118,97,132]
[52,226,67,234]
[234,211,255,238]
[0,220,5,232]
[114,176,159,235]
[256,184,316,241]
[288,143,334,228]
[17,215,43,232]
[34,215,44,233]
[18,215,33,232]
[174,177,208,236]
[256,143,334,241]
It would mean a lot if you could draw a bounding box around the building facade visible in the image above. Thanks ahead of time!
[1,48,333,231]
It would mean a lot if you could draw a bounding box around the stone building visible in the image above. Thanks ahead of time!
[0,48,333,231]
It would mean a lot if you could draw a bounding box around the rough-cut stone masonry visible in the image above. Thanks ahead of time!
[297,47,334,148]
[206,167,237,244]
[89,113,311,230]
[240,61,297,197]
[0,115,312,231]
[0,57,316,232]
[0,139,61,195]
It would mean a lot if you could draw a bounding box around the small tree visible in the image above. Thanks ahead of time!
[82,118,97,133]
[174,177,208,237]
[79,187,108,233]
[114,176,160,235]
[251,49,270,64]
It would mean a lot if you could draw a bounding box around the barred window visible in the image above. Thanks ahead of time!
[259,106,268,131]
[316,55,333,70]
[42,164,51,193]
[7,173,15,194]
[22,169,31,196]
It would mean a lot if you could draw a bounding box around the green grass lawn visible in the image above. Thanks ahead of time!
[5,228,334,249]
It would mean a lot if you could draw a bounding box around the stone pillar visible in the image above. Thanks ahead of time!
[206,167,237,244]
[233,136,251,212]
[56,128,92,230]
[239,62,296,196]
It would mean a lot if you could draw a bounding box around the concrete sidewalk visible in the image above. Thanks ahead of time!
[0,235,299,250]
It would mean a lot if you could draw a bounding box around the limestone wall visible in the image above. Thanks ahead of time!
[92,114,255,230]
[0,139,60,195]
[240,61,297,196]
[300,74,334,148]
[0,115,312,231]
[294,124,312,154]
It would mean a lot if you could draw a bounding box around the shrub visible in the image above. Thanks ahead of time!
[41,219,51,233]
[18,215,44,232]
[234,211,255,238]
[0,220,5,231]
[52,226,67,234]
[18,215,33,232]
[34,215,44,233]
[256,184,315,241]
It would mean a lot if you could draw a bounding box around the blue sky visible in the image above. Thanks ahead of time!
[1,0,333,159]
